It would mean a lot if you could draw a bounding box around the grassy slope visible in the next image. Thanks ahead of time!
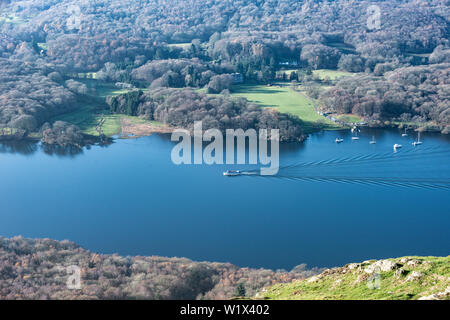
[259,256,450,300]
[51,99,121,136]
[230,84,338,131]
[51,81,152,137]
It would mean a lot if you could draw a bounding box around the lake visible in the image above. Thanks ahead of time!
[1,128,449,270]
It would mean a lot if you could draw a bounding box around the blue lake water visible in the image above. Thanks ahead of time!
[1,128,449,270]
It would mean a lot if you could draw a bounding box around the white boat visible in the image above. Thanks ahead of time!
[369,136,376,144]
[393,144,402,149]
[351,128,360,140]
[412,132,423,146]
[223,170,242,177]
[335,138,344,143]
[402,128,408,137]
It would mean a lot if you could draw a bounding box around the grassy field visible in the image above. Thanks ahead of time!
[51,81,149,137]
[0,15,28,24]
[68,72,100,80]
[259,256,450,300]
[230,84,338,131]
[336,114,363,124]
[37,42,49,51]
[167,43,192,50]
[0,127,18,134]
[275,69,299,77]
[51,98,158,137]
[312,69,356,80]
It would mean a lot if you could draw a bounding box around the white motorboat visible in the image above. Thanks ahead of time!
[223,170,242,177]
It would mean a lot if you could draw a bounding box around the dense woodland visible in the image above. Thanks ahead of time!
[0,0,449,143]
[320,63,450,133]
[0,59,76,132]
[0,236,321,300]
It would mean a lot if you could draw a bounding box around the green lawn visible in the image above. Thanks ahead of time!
[68,72,100,80]
[0,15,27,24]
[51,81,149,137]
[37,43,49,51]
[77,79,147,98]
[50,99,119,136]
[312,69,356,80]
[230,84,337,131]
[51,99,157,137]
[276,69,299,77]
[167,43,192,50]
[337,114,363,124]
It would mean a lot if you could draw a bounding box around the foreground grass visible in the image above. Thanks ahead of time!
[230,84,338,131]
[259,256,450,300]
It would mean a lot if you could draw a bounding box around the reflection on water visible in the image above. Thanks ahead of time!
[0,140,94,157]
[0,140,39,156]
[41,144,85,157]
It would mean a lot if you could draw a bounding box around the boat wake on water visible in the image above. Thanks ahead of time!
[232,146,450,190]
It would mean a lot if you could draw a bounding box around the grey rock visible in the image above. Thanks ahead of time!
[406,271,424,282]
[395,268,406,277]
[364,260,399,273]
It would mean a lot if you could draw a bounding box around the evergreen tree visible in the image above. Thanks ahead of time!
[234,283,246,297]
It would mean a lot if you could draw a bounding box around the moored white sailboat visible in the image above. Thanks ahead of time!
[413,131,423,146]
